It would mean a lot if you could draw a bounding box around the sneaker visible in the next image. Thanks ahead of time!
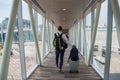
[59,69,62,72]
[69,71,72,73]
[76,71,79,73]
[56,64,58,68]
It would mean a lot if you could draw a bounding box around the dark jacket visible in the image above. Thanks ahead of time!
[68,47,79,61]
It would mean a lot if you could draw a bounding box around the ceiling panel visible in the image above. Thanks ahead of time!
[25,0,91,29]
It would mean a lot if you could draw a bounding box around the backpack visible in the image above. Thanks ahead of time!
[53,33,67,50]
[69,47,79,61]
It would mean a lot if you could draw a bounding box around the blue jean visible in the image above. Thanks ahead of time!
[55,49,65,69]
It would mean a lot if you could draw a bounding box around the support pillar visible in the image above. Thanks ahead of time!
[0,0,19,79]
[18,0,27,79]
[77,21,81,52]
[81,18,84,56]
[28,3,41,66]
[41,16,46,63]
[33,10,39,64]
[104,0,113,80]
[83,25,88,64]
[110,0,120,48]
[88,2,101,65]
[47,20,51,51]
[91,10,95,64]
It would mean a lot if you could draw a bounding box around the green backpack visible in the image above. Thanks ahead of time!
[53,33,68,50]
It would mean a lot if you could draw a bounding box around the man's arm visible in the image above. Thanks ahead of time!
[62,33,72,46]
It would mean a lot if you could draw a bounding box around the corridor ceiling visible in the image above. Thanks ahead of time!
[25,0,92,29]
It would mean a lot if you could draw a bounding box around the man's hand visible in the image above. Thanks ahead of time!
[67,60,69,63]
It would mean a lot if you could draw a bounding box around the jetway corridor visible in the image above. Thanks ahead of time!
[28,47,101,80]
[0,0,120,80]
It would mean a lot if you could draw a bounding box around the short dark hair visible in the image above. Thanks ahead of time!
[58,26,62,31]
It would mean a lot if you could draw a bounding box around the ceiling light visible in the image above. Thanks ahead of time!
[62,8,66,11]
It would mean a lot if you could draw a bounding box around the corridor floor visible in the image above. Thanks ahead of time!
[28,47,101,80]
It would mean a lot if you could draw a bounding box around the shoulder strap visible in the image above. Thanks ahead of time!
[57,32,63,37]
[54,33,58,37]
[60,33,63,37]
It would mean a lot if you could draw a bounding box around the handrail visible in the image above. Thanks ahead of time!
[31,0,46,13]
[84,0,97,13]
[84,0,104,13]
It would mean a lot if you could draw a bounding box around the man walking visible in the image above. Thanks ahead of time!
[53,26,72,72]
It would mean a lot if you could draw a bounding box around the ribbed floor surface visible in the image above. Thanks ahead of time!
[28,48,101,80]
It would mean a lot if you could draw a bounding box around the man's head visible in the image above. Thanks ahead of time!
[72,45,76,48]
[58,26,62,31]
